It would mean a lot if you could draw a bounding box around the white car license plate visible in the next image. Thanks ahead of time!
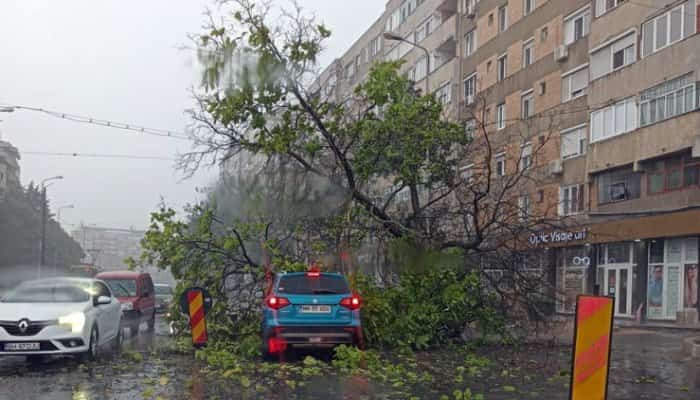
[4,342,40,351]
[300,305,331,313]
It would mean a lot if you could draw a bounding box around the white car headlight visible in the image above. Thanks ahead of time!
[58,312,86,334]
[121,302,134,311]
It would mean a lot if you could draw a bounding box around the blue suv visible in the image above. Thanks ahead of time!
[261,270,362,359]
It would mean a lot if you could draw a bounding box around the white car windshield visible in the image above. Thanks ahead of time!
[2,285,90,303]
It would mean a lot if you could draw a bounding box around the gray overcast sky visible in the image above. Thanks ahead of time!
[0,0,384,231]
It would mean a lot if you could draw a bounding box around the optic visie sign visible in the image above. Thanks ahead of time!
[570,295,614,400]
[529,229,588,246]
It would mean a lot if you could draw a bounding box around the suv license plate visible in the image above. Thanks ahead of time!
[4,342,40,351]
[300,305,331,313]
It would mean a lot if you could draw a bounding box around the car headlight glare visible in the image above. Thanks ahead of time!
[121,302,134,311]
[58,312,86,333]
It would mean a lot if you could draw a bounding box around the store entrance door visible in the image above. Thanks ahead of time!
[605,266,633,317]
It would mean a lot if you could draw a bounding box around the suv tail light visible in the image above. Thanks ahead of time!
[266,296,291,310]
[340,295,361,310]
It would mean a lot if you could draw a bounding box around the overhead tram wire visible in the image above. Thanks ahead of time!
[22,151,176,161]
[0,104,192,141]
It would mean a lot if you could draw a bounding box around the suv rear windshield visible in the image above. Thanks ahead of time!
[277,274,350,295]
[103,279,137,297]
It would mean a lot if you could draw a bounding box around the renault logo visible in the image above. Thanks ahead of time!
[17,319,29,333]
[312,299,318,304]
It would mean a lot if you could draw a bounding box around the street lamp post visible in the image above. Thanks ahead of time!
[39,176,64,278]
[54,204,74,275]
[383,32,431,95]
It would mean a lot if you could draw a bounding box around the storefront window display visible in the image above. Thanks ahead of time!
[647,237,699,320]
[556,246,588,313]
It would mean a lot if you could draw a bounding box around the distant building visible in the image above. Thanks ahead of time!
[71,225,145,271]
[0,139,20,198]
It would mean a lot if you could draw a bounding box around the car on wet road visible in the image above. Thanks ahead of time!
[154,283,174,313]
[97,271,156,335]
[0,278,122,361]
[262,269,362,359]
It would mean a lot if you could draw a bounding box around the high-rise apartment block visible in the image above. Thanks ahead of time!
[319,0,700,323]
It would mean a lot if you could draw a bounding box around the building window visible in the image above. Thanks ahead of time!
[496,153,506,176]
[523,0,534,16]
[498,6,508,32]
[464,73,477,104]
[465,30,477,56]
[522,38,534,67]
[639,73,697,127]
[410,56,428,81]
[597,167,641,204]
[540,26,548,42]
[642,1,695,57]
[521,91,534,119]
[465,119,477,139]
[496,103,506,130]
[559,184,585,216]
[561,125,587,160]
[564,6,591,45]
[520,143,532,171]
[612,45,635,70]
[345,62,356,80]
[647,155,700,195]
[590,98,637,143]
[369,36,381,58]
[518,195,531,221]
[561,65,589,102]
[590,31,636,80]
[497,54,507,81]
[595,0,626,17]
[539,81,547,95]
[435,82,451,105]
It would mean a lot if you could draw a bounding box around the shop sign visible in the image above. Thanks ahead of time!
[570,295,614,400]
[529,229,588,246]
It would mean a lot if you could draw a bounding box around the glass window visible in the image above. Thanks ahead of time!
[522,39,534,67]
[684,164,699,187]
[497,55,507,81]
[561,125,587,159]
[667,239,683,263]
[465,30,476,56]
[590,98,637,143]
[607,243,630,264]
[496,103,506,130]
[597,167,642,204]
[649,240,665,264]
[656,13,668,50]
[498,6,507,32]
[104,279,138,297]
[277,274,350,295]
[522,92,534,119]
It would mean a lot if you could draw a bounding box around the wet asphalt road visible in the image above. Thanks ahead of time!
[0,316,193,400]
[0,320,698,400]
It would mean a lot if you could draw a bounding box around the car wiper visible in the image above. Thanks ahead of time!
[312,289,338,294]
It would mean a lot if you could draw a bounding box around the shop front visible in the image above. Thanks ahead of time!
[537,208,700,324]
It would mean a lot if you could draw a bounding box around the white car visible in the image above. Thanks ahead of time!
[0,278,122,361]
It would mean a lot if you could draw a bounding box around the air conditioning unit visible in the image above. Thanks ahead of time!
[554,45,569,62]
[465,94,475,105]
[549,159,564,175]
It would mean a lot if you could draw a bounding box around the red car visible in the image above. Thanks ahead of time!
[95,271,156,335]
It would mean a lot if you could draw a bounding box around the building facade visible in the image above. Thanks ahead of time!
[71,225,145,271]
[320,0,700,324]
[0,139,20,198]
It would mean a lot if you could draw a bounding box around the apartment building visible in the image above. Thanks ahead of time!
[0,139,20,198]
[319,0,700,324]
